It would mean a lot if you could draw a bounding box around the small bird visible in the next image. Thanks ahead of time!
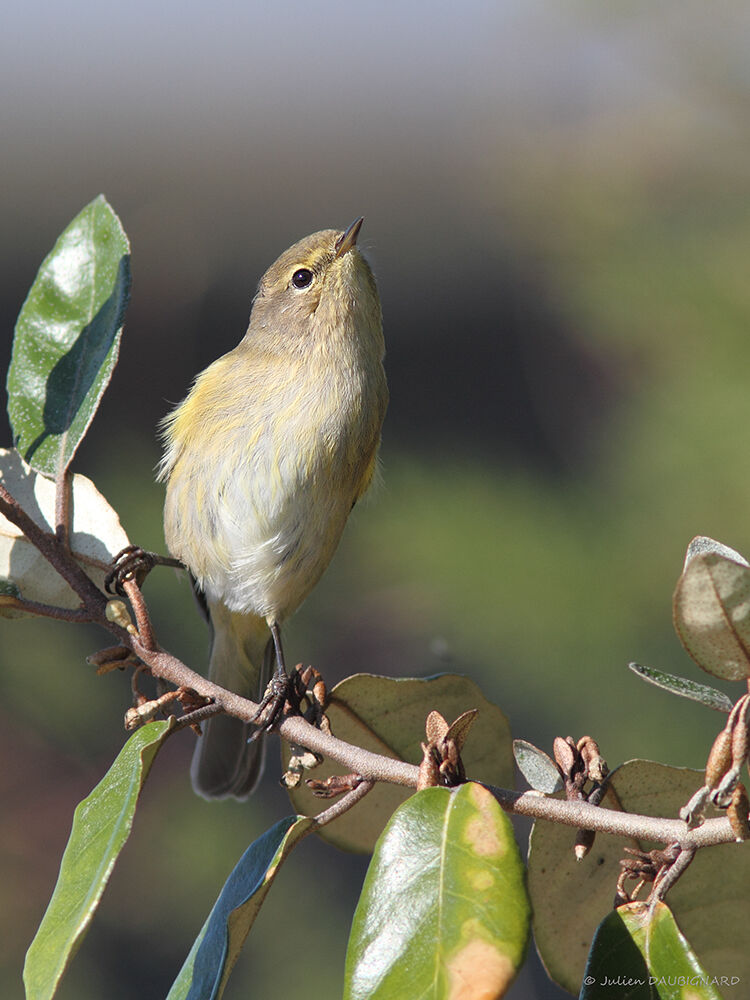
[159,219,388,799]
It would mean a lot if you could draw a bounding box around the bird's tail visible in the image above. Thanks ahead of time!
[190,599,273,800]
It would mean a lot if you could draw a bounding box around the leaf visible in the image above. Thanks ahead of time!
[282,672,514,853]
[344,783,530,1000]
[581,902,723,999]
[513,739,563,793]
[673,548,750,681]
[683,536,749,570]
[0,448,129,617]
[529,760,750,997]
[167,816,313,1000]
[628,662,734,713]
[7,194,130,477]
[23,720,173,1000]
[0,577,21,599]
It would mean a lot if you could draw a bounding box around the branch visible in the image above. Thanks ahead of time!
[0,594,99,622]
[487,785,735,850]
[126,639,419,786]
[121,577,156,651]
[313,779,375,828]
[3,497,742,855]
[124,637,740,849]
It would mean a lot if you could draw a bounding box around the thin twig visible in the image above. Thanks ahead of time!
[0,595,99,622]
[248,780,376,863]
[313,779,375,828]
[122,578,156,650]
[172,701,224,732]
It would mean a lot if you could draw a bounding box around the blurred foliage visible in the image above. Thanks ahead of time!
[3,3,750,998]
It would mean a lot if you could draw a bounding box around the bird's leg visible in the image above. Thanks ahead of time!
[250,620,296,735]
[270,620,286,678]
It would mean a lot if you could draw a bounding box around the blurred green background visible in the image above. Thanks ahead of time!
[3,2,750,997]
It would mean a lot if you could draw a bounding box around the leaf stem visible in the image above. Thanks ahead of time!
[313,779,375,828]
[648,846,696,907]
[55,466,72,550]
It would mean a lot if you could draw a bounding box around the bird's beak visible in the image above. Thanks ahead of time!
[334,217,364,258]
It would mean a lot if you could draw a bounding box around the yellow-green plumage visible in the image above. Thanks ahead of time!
[159,222,387,799]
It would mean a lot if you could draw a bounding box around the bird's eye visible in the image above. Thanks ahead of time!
[291,268,314,289]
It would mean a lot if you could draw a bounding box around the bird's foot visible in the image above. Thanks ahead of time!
[250,670,301,737]
[105,545,183,596]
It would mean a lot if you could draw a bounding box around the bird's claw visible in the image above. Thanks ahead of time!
[250,672,297,738]
[105,545,158,596]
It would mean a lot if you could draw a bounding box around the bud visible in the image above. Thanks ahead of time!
[105,599,135,633]
[705,727,733,790]
[728,783,750,842]
[578,736,608,783]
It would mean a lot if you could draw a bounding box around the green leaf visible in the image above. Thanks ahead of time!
[23,720,173,1000]
[282,672,514,853]
[7,195,130,478]
[513,738,563,793]
[167,815,313,1000]
[581,902,724,999]
[344,782,530,1000]
[673,549,750,681]
[529,760,750,997]
[628,662,733,713]
[0,448,130,618]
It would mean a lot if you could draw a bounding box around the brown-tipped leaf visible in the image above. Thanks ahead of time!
[344,784,529,999]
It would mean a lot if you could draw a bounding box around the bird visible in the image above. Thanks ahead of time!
[158,218,388,799]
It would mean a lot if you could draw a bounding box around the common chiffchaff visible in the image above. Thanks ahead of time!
[159,219,388,799]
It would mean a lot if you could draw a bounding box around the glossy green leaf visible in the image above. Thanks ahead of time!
[8,195,130,478]
[628,662,733,713]
[673,549,750,681]
[513,738,563,793]
[529,760,750,997]
[24,720,173,1000]
[283,672,514,853]
[167,815,313,1000]
[0,448,130,617]
[344,782,530,1000]
[581,902,724,999]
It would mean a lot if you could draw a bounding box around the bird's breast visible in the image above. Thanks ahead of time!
[163,346,384,620]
